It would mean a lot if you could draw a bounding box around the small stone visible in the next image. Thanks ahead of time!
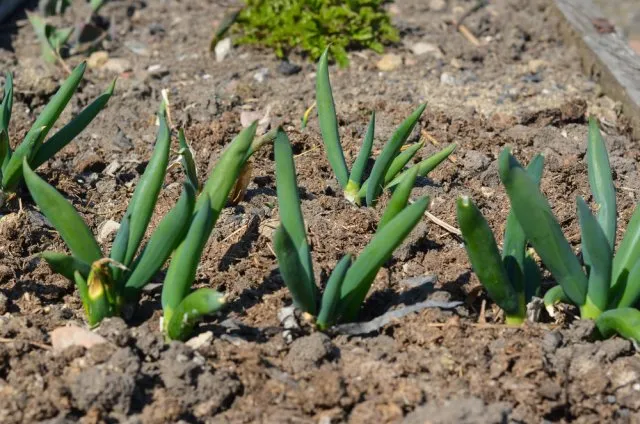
[376,54,402,71]
[186,331,214,350]
[50,325,108,352]
[440,72,457,86]
[125,40,150,56]
[98,220,120,244]
[215,38,232,62]
[429,0,447,12]
[410,42,443,57]
[103,58,132,74]
[277,61,302,76]
[147,64,169,78]
[253,67,269,83]
[87,51,109,69]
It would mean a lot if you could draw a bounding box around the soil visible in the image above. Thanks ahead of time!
[0,0,640,422]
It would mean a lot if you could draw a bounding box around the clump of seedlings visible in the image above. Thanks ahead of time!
[229,0,399,67]
[0,62,114,205]
[161,122,259,341]
[456,154,544,324]
[29,0,109,66]
[273,128,429,329]
[316,48,456,206]
[497,118,640,342]
[24,106,192,326]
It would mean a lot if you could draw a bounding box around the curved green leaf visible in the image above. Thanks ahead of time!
[316,48,348,188]
[274,128,317,314]
[23,159,102,265]
[384,143,456,190]
[345,111,375,202]
[162,195,213,319]
[587,117,616,250]
[40,251,90,282]
[31,79,116,170]
[577,196,611,318]
[339,196,429,321]
[317,254,352,329]
[123,183,196,294]
[498,149,587,306]
[366,103,426,206]
[383,140,424,185]
[613,261,640,309]
[457,195,521,318]
[595,307,640,342]
[166,288,226,341]
[3,62,86,191]
[612,204,640,293]
[178,128,199,191]
[378,166,418,231]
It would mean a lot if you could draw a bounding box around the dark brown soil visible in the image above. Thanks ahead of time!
[1,0,639,422]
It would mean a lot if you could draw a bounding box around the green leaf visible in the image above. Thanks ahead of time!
[498,149,588,306]
[111,109,170,269]
[273,225,317,314]
[196,121,257,213]
[23,159,102,265]
[166,288,226,341]
[316,254,352,329]
[40,251,91,281]
[27,12,58,63]
[576,196,611,318]
[382,140,424,186]
[612,261,640,309]
[384,143,456,190]
[456,195,522,321]
[316,48,349,188]
[0,72,13,170]
[502,154,544,305]
[31,79,115,170]
[365,103,426,206]
[378,166,418,231]
[595,307,640,343]
[523,253,542,302]
[178,128,199,191]
[345,111,375,203]
[73,270,91,320]
[162,195,214,320]
[339,196,429,321]
[2,62,86,191]
[543,285,569,310]
[612,204,640,294]
[123,183,196,294]
[587,117,616,250]
[274,129,317,314]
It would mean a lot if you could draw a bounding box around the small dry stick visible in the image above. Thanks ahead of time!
[478,299,487,324]
[421,129,457,163]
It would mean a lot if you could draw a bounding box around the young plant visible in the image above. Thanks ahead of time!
[456,155,544,324]
[233,0,399,67]
[0,62,114,203]
[24,107,194,326]
[273,128,429,329]
[316,48,456,206]
[161,122,259,341]
[499,118,640,342]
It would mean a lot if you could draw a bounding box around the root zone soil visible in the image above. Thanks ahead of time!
[0,0,639,423]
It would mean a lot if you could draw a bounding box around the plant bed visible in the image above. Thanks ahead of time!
[0,0,639,423]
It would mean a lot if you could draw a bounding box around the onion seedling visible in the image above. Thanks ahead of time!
[161,122,259,341]
[456,155,544,324]
[0,62,114,204]
[273,128,429,329]
[498,118,640,342]
[24,106,193,326]
[316,48,456,206]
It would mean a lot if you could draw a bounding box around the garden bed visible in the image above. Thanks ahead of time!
[0,0,639,422]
